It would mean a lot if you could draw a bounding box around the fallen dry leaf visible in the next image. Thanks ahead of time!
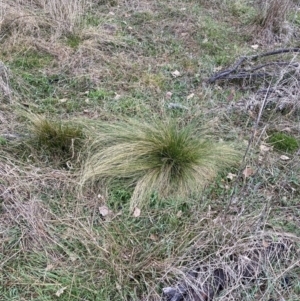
[242,166,255,179]
[187,93,194,100]
[262,240,270,248]
[166,91,173,99]
[171,70,181,78]
[114,93,121,100]
[99,206,111,217]
[58,98,67,103]
[258,155,264,163]
[226,172,237,181]
[176,210,182,218]
[251,44,259,49]
[280,155,290,161]
[55,286,67,297]
[260,144,271,153]
[133,207,141,217]
[213,66,222,72]
[116,282,122,291]
[150,234,158,241]
[69,252,78,262]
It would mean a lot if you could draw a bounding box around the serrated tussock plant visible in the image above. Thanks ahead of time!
[81,119,241,209]
[26,113,84,160]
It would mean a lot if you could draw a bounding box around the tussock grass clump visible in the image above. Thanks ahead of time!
[27,114,85,161]
[252,0,293,42]
[81,119,241,209]
[0,0,89,40]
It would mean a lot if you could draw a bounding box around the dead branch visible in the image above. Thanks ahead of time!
[208,48,300,84]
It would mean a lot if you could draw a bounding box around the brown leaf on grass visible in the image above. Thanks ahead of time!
[187,93,194,100]
[69,252,78,262]
[258,155,264,163]
[116,282,122,291]
[242,166,255,179]
[99,206,111,217]
[226,172,237,181]
[55,286,67,297]
[171,70,181,78]
[133,207,141,217]
[176,210,182,218]
[150,234,158,241]
[280,155,290,161]
[260,144,271,153]
[114,93,121,100]
[166,91,173,99]
[262,240,270,248]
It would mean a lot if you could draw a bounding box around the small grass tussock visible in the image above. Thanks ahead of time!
[81,119,241,209]
[267,131,299,153]
[26,113,85,161]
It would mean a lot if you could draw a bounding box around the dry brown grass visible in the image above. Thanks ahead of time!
[252,0,294,43]
[0,61,12,102]
[0,0,89,39]
[0,0,91,80]
[234,54,300,115]
[162,213,300,301]
[0,155,75,252]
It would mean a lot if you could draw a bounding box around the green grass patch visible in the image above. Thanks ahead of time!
[0,136,7,145]
[196,16,243,65]
[10,50,54,70]
[65,34,82,48]
[267,132,299,153]
[88,88,114,101]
